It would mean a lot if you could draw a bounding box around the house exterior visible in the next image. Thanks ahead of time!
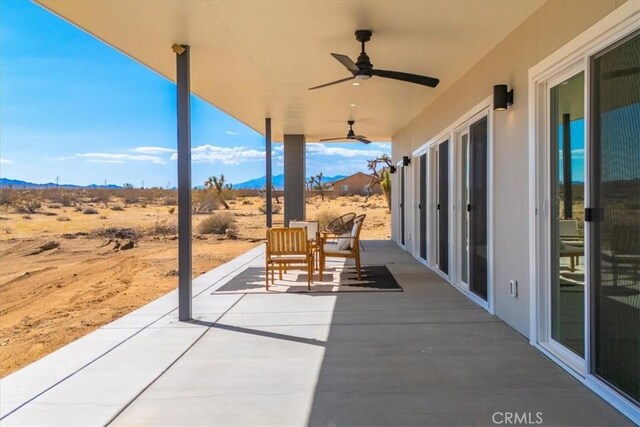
[331,172,382,196]
[29,0,640,422]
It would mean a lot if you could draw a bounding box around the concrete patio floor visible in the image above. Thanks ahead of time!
[0,241,632,426]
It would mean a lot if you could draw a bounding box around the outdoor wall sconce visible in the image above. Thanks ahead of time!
[171,44,186,55]
[493,84,514,111]
[402,156,411,166]
[389,165,397,174]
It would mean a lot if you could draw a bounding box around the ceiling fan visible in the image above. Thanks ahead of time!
[309,29,439,90]
[321,120,371,144]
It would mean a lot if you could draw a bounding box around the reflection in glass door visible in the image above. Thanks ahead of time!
[590,32,639,404]
[549,71,586,357]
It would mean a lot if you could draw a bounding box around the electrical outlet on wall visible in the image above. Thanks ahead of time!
[509,280,518,298]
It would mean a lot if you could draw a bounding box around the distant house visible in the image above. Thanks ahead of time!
[331,172,382,196]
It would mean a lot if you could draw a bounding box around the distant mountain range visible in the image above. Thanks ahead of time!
[233,174,347,190]
[0,178,122,189]
[0,174,350,191]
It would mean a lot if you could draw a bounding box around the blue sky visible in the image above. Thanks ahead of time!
[0,1,390,188]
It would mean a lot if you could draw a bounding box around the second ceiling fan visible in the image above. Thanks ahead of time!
[321,121,371,144]
[309,29,440,90]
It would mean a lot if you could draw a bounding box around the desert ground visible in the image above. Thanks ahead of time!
[0,189,390,376]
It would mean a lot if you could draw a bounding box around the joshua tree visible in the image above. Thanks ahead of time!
[263,184,281,204]
[204,174,231,209]
[366,154,393,209]
[307,172,325,201]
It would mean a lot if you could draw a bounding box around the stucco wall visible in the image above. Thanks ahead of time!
[333,173,382,196]
[391,0,626,336]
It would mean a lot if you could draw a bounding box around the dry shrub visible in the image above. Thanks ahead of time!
[315,209,341,230]
[0,190,14,206]
[15,199,41,214]
[241,199,252,206]
[82,206,99,215]
[146,218,177,236]
[197,212,236,235]
[192,190,219,214]
[110,204,124,211]
[162,196,176,206]
[50,191,76,207]
[47,203,63,209]
[168,207,175,214]
[92,227,139,240]
[74,206,82,212]
[22,214,32,220]
[99,215,108,219]
[258,203,281,214]
[2,226,12,234]
[57,215,71,222]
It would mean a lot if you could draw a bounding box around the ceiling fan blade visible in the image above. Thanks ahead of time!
[320,137,348,141]
[331,53,359,74]
[355,137,371,144]
[309,76,355,90]
[371,69,439,88]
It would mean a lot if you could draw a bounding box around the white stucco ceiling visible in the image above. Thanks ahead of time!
[37,0,545,142]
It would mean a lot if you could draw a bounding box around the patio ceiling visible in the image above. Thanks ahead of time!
[36,0,544,142]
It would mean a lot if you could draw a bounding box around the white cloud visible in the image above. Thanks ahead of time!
[0,158,13,164]
[225,130,241,136]
[89,160,126,164]
[373,142,391,148]
[306,143,386,158]
[171,144,266,165]
[77,153,167,164]
[131,146,176,154]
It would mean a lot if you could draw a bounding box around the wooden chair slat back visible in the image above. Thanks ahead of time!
[268,227,308,255]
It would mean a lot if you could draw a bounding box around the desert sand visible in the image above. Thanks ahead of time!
[0,192,390,376]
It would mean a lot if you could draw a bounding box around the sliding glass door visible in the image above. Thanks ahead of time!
[590,31,639,404]
[549,71,586,357]
[536,29,639,409]
[436,142,449,275]
[459,133,470,287]
[400,165,405,246]
[469,117,489,300]
[419,153,427,260]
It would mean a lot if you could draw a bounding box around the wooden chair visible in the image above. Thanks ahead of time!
[265,227,314,290]
[319,214,366,281]
[289,220,320,268]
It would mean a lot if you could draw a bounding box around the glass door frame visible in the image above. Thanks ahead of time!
[431,140,450,277]
[536,62,588,375]
[528,5,639,420]
[455,127,470,290]
[452,109,492,300]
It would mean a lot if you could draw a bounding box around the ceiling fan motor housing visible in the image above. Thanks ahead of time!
[355,30,373,78]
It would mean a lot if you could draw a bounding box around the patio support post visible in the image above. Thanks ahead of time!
[175,44,192,321]
[283,134,306,225]
[265,118,272,228]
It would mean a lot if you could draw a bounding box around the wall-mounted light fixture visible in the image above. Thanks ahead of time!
[171,44,186,55]
[493,84,514,111]
[389,165,397,174]
[402,156,411,166]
